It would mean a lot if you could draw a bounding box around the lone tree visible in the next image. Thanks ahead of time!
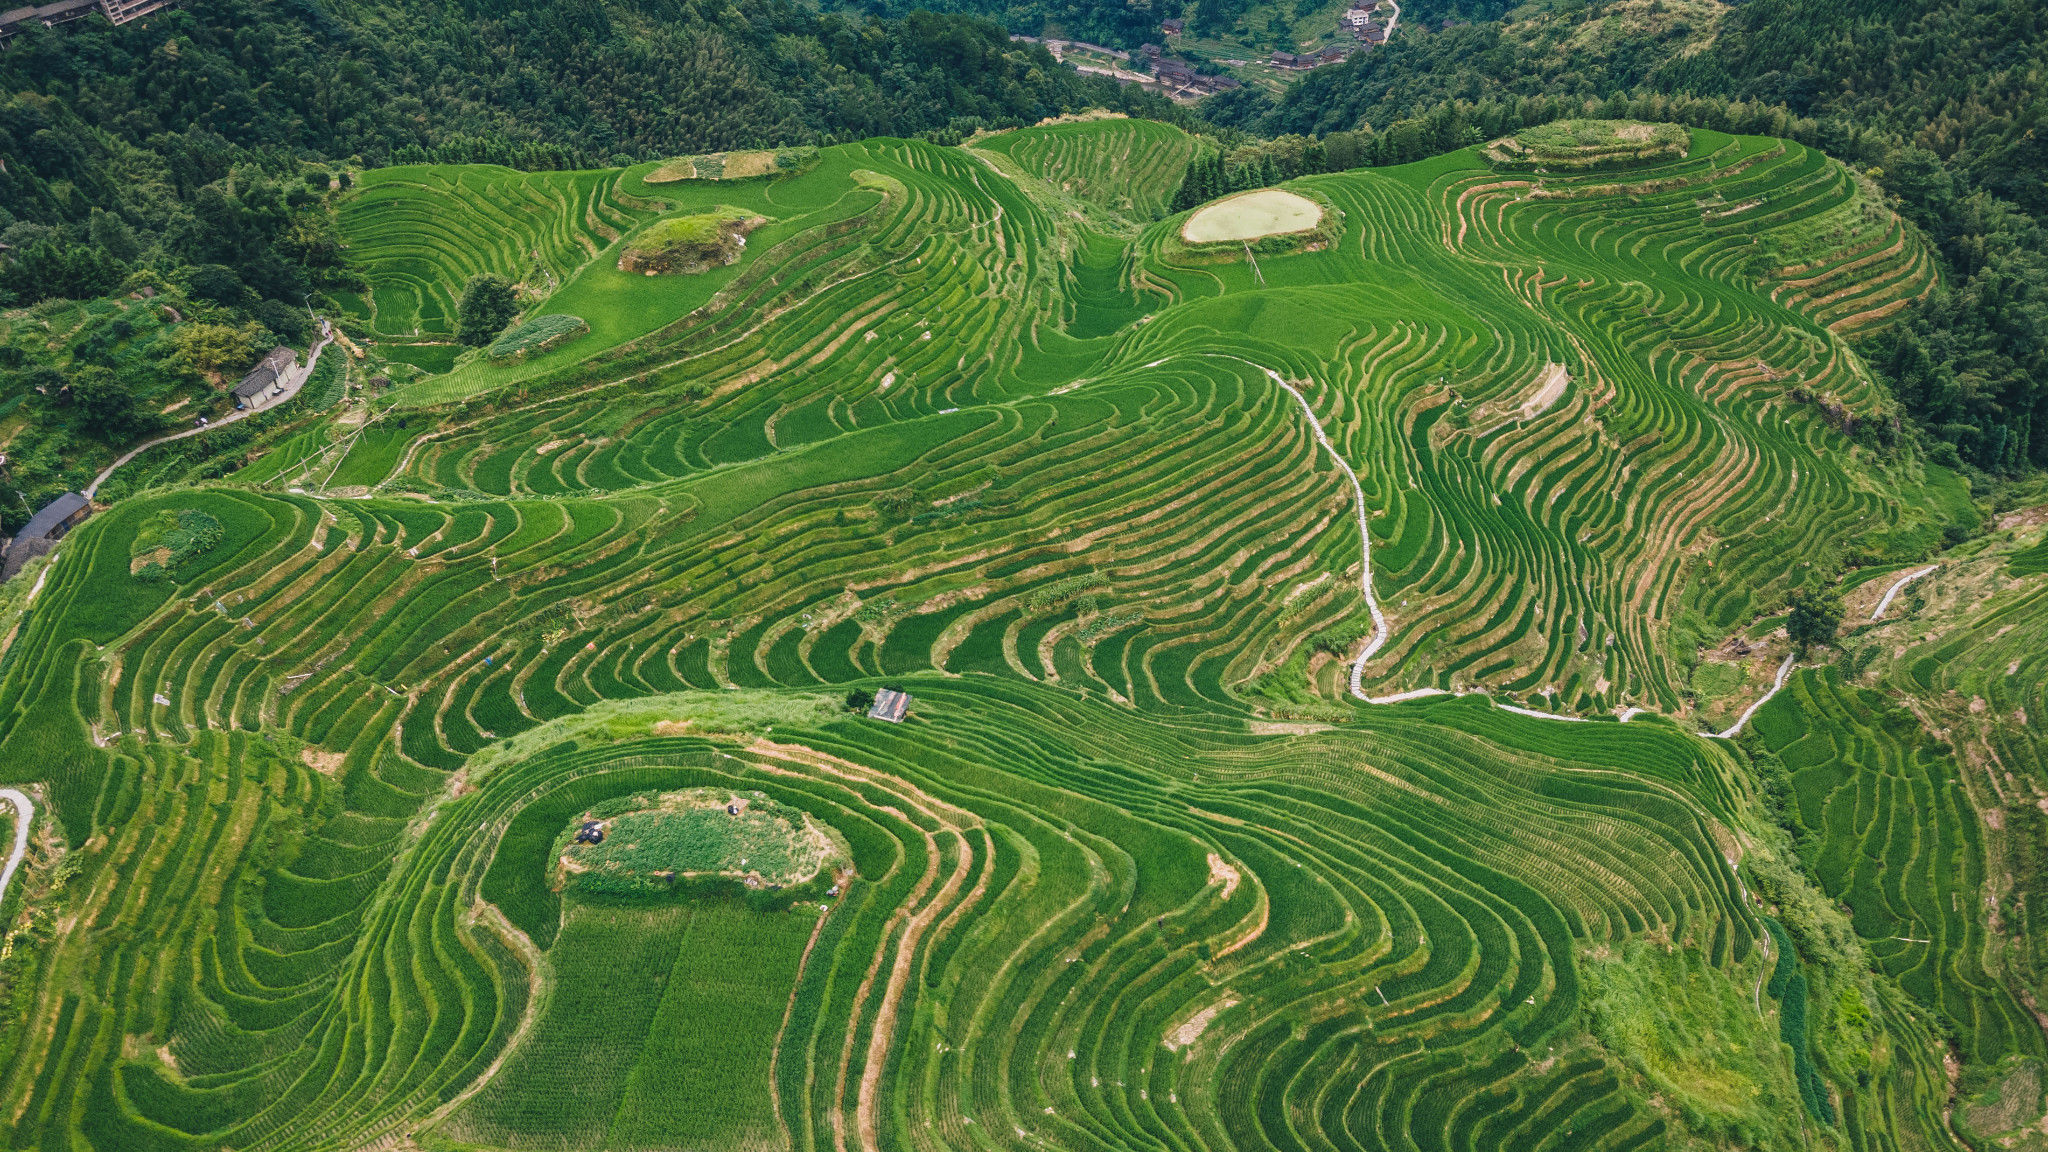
[1784,586,1844,654]
[844,688,875,713]
[456,274,519,346]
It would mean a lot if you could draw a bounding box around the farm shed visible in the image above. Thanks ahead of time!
[867,689,911,723]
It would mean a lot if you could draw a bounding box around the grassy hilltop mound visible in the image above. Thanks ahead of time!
[618,207,768,275]
[1486,119,1692,171]
[0,116,2039,1152]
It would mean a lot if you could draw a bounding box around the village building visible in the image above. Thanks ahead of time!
[0,0,174,42]
[233,346,298,410]
[1,491,90,581]
[1341,6,1373,28]
[1140,41,1162,57]
[1160,17,1183,34]
[1270,50,1316,69]
[867,688,911,723]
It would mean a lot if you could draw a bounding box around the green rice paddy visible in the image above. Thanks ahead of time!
[0,116,2033,1152]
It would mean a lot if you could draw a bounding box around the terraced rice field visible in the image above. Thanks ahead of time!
[0,117,2031,1152]
[978,116,1201,222]
[339,166,661,339]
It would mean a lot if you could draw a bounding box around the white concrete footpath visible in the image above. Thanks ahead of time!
[1099,352,1792,737]
[1702,652,1796,740]
[1240,355,1790,735]
[1871,565,1938,620]
[0,788,32,912]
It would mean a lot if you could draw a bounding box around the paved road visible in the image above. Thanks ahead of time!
[84,321,334,500]
[0,788,30,913]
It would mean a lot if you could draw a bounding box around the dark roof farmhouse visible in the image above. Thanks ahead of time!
[1151,57,1240,93]
[233,346,298,407]
[2,491,90,580]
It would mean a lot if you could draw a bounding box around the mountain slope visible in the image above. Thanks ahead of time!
[0,119,2028,1152]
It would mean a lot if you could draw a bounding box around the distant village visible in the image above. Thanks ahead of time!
[1015,0,1398,100]
[0,0,172,43]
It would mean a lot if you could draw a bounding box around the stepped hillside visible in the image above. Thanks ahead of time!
[0,116,2039,1152]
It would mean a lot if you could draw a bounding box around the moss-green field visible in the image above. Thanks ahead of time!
[0,116,2040,1152]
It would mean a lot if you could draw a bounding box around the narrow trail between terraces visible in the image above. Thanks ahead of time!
[1163,354,1788,737]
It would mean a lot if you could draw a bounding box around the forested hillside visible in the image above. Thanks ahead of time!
[0,0,1177,326]
[0,0,1175,526]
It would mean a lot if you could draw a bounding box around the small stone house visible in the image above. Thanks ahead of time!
[233,345,298,409]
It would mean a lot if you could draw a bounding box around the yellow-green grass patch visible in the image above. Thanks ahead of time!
[555,787,841,896]
[1180,188,1323,244]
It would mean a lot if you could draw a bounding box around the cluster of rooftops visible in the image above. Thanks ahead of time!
[1140,0,1394,88]
[0,0,172,43]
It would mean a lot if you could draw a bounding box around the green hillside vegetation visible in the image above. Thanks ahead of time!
[0,114,2038,1152]
[977,116,1203,224]
[1487,119,1690,171]
[619,207,767,275]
